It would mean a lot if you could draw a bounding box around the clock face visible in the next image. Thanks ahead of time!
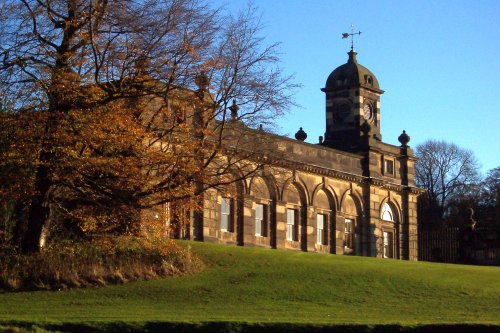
[363,103,372,120]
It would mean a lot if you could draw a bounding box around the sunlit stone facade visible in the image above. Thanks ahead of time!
[191,50,422,260]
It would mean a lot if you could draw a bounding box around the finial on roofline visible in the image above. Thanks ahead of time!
[229,99,239,120]
[295,127,307,141]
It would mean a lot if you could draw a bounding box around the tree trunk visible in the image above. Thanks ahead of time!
[22,158,52,252]
[22,68,66,252]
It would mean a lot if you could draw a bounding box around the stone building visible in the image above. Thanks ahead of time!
[188,49,422,260]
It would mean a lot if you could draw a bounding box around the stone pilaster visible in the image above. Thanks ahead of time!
[300,205,308,252]
[236,196,245,246]
[334,213,346,255]
[362,180,373,257]
[275,201,287,249]
[401,188,410,260]
[269,199,277,249]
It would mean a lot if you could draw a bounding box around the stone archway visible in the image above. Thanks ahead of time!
[380,201,401,259]
[341,193,362,255]
[281,181,308,251]
[312,188,337,253]
[249,175,278,248]
[210,173,246,246]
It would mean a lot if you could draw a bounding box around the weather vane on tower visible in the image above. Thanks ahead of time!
[342,25,362,51]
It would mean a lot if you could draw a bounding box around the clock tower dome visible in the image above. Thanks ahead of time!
[321,50,384,151]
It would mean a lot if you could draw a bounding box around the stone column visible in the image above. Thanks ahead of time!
[401,188,410,260]
[398,131,411,260]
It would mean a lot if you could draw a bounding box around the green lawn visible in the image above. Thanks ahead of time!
[1,241,499,332]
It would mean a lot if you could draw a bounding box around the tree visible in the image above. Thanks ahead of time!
[415,140,480,223]
[480,168,500,211]
[474,167,500,226]
[0,0,297,251]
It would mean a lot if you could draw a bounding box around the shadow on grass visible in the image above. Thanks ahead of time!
[2,322,500,333]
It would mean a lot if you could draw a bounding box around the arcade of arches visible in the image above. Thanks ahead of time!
[199,164,419,260]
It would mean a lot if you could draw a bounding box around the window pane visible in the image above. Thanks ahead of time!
[344,219,353,249]
[256,204,263,220]
[317,214,324,229]
[221,198,230,214]
[221,198,231,231]
[255,218,262,236]
[383,231,393,258]
[381,203,394,221]
[255,204,264,236]
[317,214,324,245]
[385,160,394,174]
[287,209,295,225]
[287,209,295,240]
[290,209,294,224]
[221,215,229,231]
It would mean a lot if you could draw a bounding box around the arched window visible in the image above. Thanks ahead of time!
[315,190,331,247]
[344,218,354,250]
[283,183,304,244]
[250,177,272,238]
[381,202,396,259]
[381,203,394,222]
[342,195,358,255]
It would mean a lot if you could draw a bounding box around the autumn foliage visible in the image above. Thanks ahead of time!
[0,0,297,251]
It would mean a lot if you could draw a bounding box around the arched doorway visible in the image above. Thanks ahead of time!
[313,189,336,253]
[216,177,245,246]
[249,176,277,248]
[282,181,307,251]
[380,202,400,259]
[342,194,361,255]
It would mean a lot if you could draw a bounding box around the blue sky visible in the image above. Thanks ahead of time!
[217,0,500,175]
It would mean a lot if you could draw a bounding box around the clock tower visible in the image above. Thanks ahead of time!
[321,50,384,151]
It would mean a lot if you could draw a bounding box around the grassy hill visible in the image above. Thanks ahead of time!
[0,241,499,332]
